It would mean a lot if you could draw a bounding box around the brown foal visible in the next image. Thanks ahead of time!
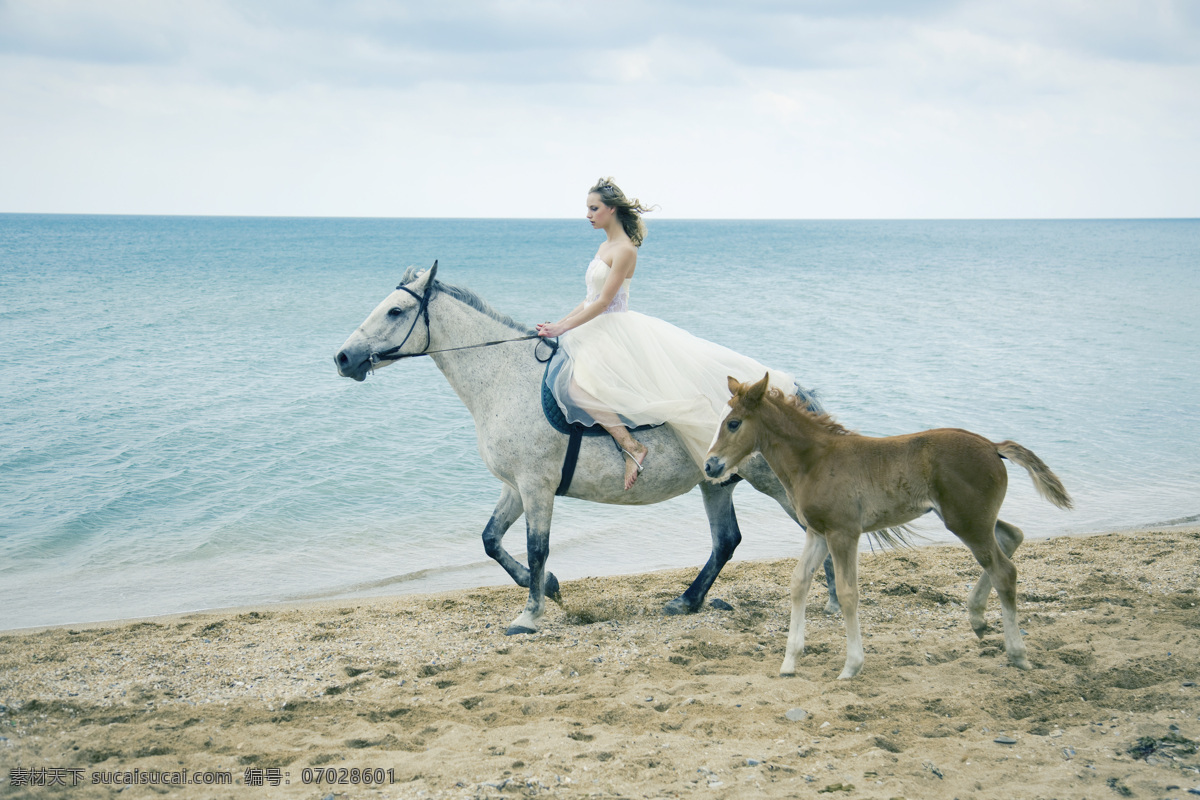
[704,374,1073,679]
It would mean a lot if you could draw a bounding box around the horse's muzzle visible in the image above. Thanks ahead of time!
[334,349,369,382]
[703,456,726,480]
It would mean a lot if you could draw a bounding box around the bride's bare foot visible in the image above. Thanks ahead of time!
[621,443,648,491]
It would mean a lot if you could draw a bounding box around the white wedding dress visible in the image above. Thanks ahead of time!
[547,258,797,467]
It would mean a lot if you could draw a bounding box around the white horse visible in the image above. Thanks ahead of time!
[334,263,863,634]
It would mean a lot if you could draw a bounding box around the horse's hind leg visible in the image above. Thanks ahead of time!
[666,480,742,615]
[966,519,1023,637]
[483,486,561,608]
[953,519,1031,670]
[780,531,829,675]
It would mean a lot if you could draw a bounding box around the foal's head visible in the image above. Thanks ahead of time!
[703,373,772,482]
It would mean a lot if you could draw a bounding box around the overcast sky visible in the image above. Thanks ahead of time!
[1,1,1197,219]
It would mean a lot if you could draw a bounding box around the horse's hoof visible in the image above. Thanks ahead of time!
[546,573,563,606]
[1011,656,1033,671]
[824,601,841,616]
[972,623,989,640]
[505,625,538,636]
[709,598,734,612]
[663,597,695,616]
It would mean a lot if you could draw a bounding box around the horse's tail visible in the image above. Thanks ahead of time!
[995,441,1074,510]
[865,525,919,552]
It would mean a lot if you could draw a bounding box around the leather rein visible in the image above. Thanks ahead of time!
[368,281,557,366]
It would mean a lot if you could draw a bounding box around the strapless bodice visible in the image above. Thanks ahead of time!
[585,257,631,314]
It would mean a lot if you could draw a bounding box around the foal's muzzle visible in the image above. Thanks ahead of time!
[703,456,726,480]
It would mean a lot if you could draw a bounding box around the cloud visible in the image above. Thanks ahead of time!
[0,0,1196,217]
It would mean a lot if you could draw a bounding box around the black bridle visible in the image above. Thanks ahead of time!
[368,280,557,366]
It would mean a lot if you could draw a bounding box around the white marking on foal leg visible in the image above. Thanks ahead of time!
[968,520,1025,638]
[1000,598,1031,670]
[967,572,993,638]
[967,532,1031,671]
[782,533,828,675]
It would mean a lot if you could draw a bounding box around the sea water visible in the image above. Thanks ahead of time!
[1,215,1197,630]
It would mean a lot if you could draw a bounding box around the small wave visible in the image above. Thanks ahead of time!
[279,557,504,603]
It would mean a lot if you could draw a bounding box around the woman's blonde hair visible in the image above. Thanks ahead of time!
[590,177,653,247]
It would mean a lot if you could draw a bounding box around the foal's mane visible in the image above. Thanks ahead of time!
[763,386,854,436]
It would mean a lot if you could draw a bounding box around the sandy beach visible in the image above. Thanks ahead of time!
[2,527,1198,799]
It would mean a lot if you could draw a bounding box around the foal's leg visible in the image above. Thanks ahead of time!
[953,520,1031,670]
[505,487,556,636]
[966,519,1024,637]
[781,531,829,675]
[738,457,839,613]
[667,479,742,615]
[827,530,865,679]
[482,485,561,602]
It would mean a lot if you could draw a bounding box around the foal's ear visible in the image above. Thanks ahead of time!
[744,372,770,404]
[726,375,743,396]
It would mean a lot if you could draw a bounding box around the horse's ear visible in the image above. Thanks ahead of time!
[726,375,742,396]
[744,372,770,405]
[399,260,438,289]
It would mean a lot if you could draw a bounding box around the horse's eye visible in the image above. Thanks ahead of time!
[387,307,402,318]
[727,419,741,432]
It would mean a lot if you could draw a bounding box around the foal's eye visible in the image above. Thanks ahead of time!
[727,419,741,432]
[387,307,403,318]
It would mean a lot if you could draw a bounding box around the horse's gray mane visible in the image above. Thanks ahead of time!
[401,266,534,335]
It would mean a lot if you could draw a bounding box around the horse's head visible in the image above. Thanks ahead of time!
[334,261,438,382]
[704,372,770,482]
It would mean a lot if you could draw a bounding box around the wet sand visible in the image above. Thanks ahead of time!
[2,528,1199,799]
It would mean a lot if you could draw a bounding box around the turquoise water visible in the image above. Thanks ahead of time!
[2,215,1197,630]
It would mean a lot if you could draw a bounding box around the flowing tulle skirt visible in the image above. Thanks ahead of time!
[547,311,796,467]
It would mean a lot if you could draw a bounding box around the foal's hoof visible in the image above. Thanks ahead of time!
[972,623,990,640]
[505,625,538,636]
[663,596,696,616]
[1011,655,1033,671]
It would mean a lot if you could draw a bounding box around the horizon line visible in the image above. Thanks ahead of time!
[2,211,1197,223]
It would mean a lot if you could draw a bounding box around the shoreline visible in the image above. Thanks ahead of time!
[2,526,1198,799]
[4,522,1195,638]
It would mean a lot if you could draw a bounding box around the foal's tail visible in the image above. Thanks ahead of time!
[995,441,1074,510]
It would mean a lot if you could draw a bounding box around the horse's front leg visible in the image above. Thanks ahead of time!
[665,480,742,615]
[482,485,561,603]
[827,530,864,680]
[505,487,555,636]
[781,531,829,674]
[823,555,840,615]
